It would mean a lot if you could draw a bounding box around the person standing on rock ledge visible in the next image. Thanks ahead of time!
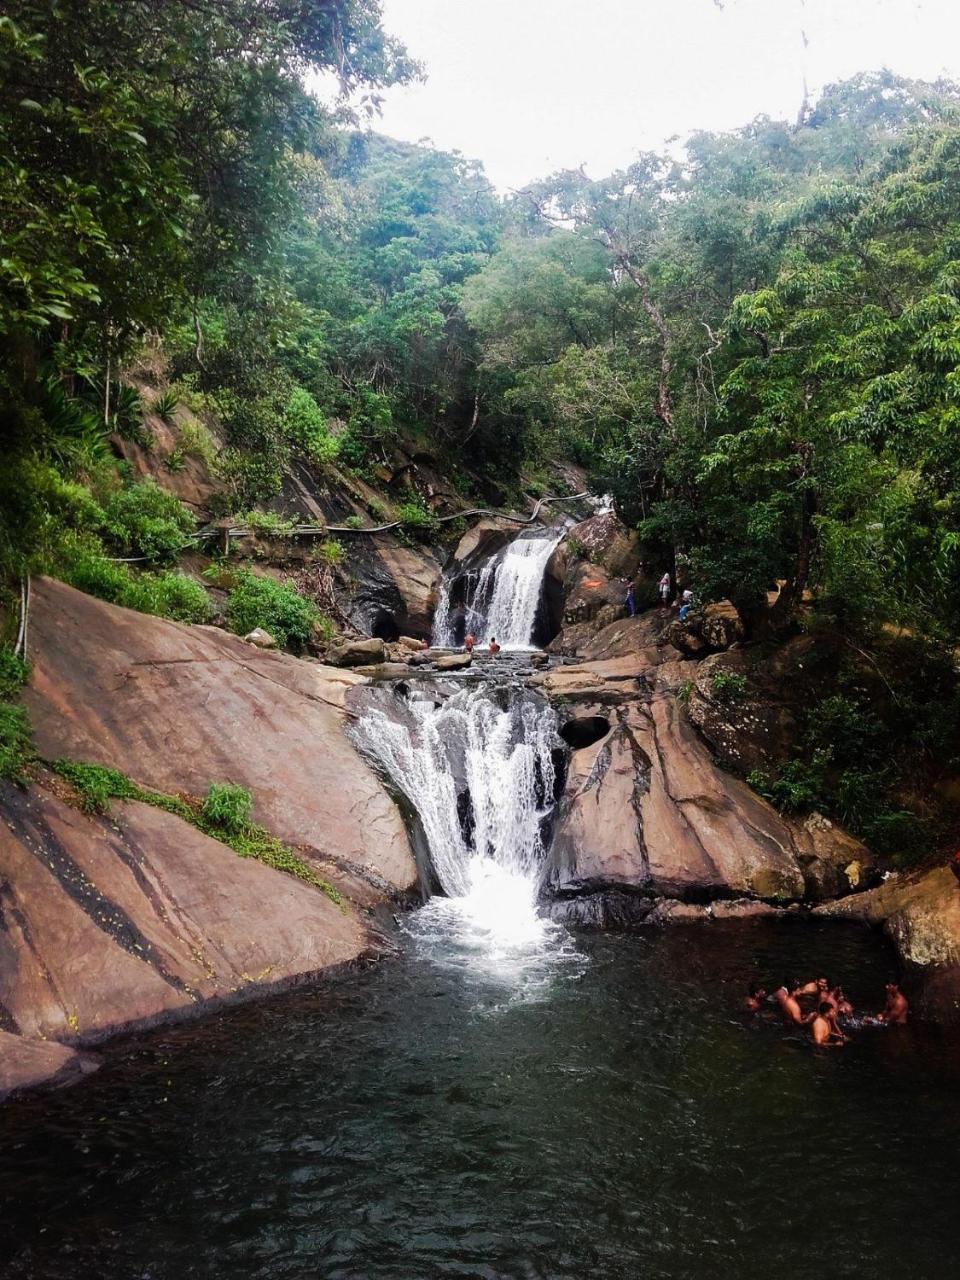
[658,572,671,609]
[625,583,636,617]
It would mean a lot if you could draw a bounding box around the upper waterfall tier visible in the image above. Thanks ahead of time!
[433,526,564,649]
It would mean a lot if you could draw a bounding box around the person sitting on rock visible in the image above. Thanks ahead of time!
[464,633,476,653]
[811,1002,844,1046]
[488,636,501,655]
[878,981,909,1025]
[744,981,767,1013]
[678,588,694,622]
[774,985,813,1026]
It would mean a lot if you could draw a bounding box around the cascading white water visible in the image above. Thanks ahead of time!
[432,527,564,649]
[352,684,570,970]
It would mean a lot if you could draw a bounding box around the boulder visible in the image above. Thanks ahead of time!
[817,867,960,1023]
[563,512,641,578]
[0,1029,99,1102]
[327,636,388,667]
[435,652,472,671]
[242,627,276,649]
[542,650,876,911]
[398,635,426,651]
[0,782,370,1047]
[23,578,417,899]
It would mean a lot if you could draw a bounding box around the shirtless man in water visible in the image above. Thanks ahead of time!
[879,982,909,1025]
[811,1002,844,1046]
[774,986,812,1026]
[744,982,767,1013]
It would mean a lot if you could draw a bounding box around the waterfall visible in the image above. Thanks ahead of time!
[433,526,564,649]
[352,684,565,957]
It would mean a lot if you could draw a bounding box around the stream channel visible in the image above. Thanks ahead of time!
[2,530,960,1278]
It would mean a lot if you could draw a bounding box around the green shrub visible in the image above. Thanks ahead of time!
[711,670,748,703]
[0,704,32,780]
[225,570,320,652]
[0,649,29,701]
[59,535,212,623]
[201,782,252,835]
[677,679,694,705]
[52,760,137,814]
[174,419,216,465]
[100,479,196,562]
[285,387,339,466]
[317,539,344,567]
[342,514,365,530]
[152,389,180,422]
[238,509,297,536]
[396,502,439,541]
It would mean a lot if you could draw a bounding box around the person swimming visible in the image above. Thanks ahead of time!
[774,986,812,1027]
[811,1002,844,1046]
[744,982,767,1013]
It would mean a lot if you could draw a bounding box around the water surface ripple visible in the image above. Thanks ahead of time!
[2,922,959,1279]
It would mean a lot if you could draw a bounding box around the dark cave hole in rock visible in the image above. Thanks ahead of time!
[559,715,611,750]
[372,610,401,642]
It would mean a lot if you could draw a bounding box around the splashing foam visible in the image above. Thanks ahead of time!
[353,685,575,981]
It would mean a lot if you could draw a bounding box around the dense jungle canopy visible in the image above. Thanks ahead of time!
[2,1,960,855]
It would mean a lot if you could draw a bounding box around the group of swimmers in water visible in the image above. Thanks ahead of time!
[744,975,908,1045]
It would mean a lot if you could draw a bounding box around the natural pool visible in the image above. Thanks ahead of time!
[2,918,958,1280]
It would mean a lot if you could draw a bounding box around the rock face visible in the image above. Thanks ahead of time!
[817,868,960,1023]
[23,578,417,900]
[536,615,875,920]
[687,638,819,776]
[0,1028,99,1102]
[0,784,369,1048]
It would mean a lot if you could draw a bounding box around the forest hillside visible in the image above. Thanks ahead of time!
[2,3,960,863]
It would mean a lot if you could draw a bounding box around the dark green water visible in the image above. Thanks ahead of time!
[2,919,958,1280]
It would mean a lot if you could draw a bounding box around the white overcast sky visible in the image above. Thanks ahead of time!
[355,0,960,190]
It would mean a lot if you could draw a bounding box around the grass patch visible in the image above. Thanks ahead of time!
[0,645,32,781]
[50,761,343,906]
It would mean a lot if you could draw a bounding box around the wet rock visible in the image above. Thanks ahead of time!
[242,627,276,649]
[544,890,655,928]
[646,899,711,924]
[328,636,388,667]
[435,652,472,671]
[709,898,783,920]
[0,1030,100,1102]
[362,662,417,680]
[817,867,960,1023]
[398,635,427,651]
